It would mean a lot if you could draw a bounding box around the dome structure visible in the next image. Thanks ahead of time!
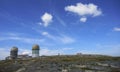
[10,46,18,59]
[32,44,40,50]
[32,44,40,57]
[11,46,18,51]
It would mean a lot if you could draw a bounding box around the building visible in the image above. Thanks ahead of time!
[32,44,40,57]
[6,54,32,60]
[10,46,18,59]
[17,54,32,60]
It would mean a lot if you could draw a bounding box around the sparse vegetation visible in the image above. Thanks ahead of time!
[0,55,120,72]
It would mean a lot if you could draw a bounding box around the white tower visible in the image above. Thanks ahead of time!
[32,44,40,57]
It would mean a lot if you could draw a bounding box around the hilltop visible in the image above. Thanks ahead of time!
[0,55,120,72]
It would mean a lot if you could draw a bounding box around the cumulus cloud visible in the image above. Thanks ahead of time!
[80,17,87,22]
[113,27,120,31]
[65,3,102,22]
[41,12,53,27]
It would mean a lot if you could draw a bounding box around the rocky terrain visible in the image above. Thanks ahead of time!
[0,55,120,72]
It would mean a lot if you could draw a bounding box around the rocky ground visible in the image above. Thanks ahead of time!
[0,55,120,72]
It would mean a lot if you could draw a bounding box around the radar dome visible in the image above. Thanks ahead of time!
[32,44,40,50]
[11,46,18,51]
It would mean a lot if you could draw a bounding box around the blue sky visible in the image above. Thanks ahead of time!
[0,0,120,59]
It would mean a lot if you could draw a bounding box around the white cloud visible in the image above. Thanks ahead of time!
[37,22,42,26]
[42,32,56,41]
[41,32,75,44]
[59,35,75,44]
[65,3,102,22]
[65,3,102,16]
[80,17,87,22]
[40,47,73,56]
[113,27,120,31]
[1,32,25,37]
[21,51,31,55]
[55,15,66,26]
[17,48,31,56]
[42,31,49,36]
[0,48,9,60]
[41,49,60,56]
[41,12,53,27]
[6,33,18,36]
[0,36,44,44]
[62,47,73,50]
